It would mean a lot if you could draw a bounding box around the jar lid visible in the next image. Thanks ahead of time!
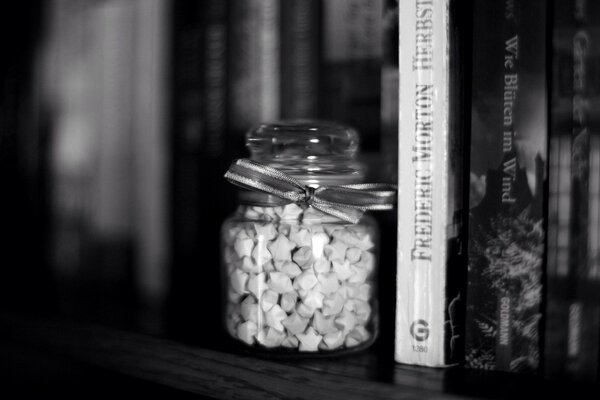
[245,119,365,187]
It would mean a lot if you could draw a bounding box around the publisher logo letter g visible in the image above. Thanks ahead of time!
[410,319,430,341]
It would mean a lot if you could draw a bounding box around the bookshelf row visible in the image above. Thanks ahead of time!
[0,0,599,389]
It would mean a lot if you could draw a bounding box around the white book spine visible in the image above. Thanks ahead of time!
[396,0,452,367]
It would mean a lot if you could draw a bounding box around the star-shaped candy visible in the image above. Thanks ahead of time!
[289,226,312,247]
[280,291,298,313]
[239,256,260,274]
[224,225,243,245]
[257,327,286,348]
[313,257,331,274]
[340,227,374,251]
[312,310,338,335]
[281,335,299,349]
[352,299,372,324]
[260,290,279,312]
[252,240,273,267]
[278,260,302,278]
[240,295,259,323]
[335,309,357,333]
[227,289,242,303]
[233,236,254,259]
[322,293,344,316]
[294,270,318,291]
[345,326,370,348]
[301,288,324,310]
[261,207,277,220]
[355,250,375,272]
[324,239,348,262]
[310,224,325,234]
[282,312,309,335]
[267,233,296,261]
[230,269,248,295]
[296,302,316,319]
[348,265,368,284]
[262,260,276,272]
[225,310,241,336]
[318,272,340,294]
[345,247,362,264]
[243,206,261,220]
[323,224,344,237]
[247,272,267,300]
[265,304,287,332]
[321,330,345,350]
[223,246,239,266]
[268,271,293,293]
[297,327,323,351]
[353,326,371,341]
[277,223,291,236]
[253,222,278,241]
[292,246,314,268]
[356,283,371,301]
[338,283,358,300]
[276,203,304,220]
[236,321,257,345]
[345,333,361,348]
[332,259,354,281]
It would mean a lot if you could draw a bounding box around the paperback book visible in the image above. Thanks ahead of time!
[465,0,547,373]
[395,0,469,367]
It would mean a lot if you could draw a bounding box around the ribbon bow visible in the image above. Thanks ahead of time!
[224,158,397,224]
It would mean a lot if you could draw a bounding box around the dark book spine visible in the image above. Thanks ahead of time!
[545,0,578,378]
[169,0,230,341]
[280,0,320,119]
[319,0,383,151]
[465,0,547,373]
[228,0,280,144]
[380,0,399,183]
[564,0,600,380]
[0,1,50,311]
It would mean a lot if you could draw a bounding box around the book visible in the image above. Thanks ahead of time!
[280,0,320,119]
[465,0,547,373]
[564,0,600,380]
[380,0,399,184]
[169,0,234,342]
[0,1,49,311]
[130,0,169,309]
[544,0,578,377]
[228,0,280,143]
[320,0,383,151]
[395,0,469,367]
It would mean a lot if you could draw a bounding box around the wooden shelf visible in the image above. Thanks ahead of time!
[2,312,599,399]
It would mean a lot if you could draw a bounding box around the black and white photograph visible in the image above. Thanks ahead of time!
[1,0,600,398]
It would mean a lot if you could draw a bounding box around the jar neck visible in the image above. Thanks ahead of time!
[237,191,289,206]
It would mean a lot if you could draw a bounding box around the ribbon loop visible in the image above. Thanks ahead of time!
[224,158,397,224]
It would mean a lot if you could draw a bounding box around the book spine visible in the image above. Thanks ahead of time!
[395,0,466,367]
[465,0,547,373]
[280,0,320,119]
[170,0,232,341]
[545,0,577,377]
[320,0,383,151]
[228,0,280,140]
[380,0,399,184]
[131,0,169,307]
[566,0,600,380]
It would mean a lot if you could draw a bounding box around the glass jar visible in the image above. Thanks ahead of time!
[221,120,379,354]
